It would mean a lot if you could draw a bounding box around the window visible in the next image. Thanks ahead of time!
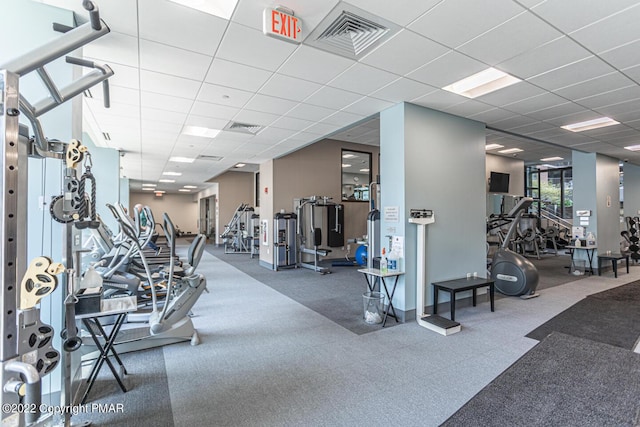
[341,149,372,202]
[255,172,260,207]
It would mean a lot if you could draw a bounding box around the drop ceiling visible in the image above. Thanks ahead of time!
[25,0,640,193]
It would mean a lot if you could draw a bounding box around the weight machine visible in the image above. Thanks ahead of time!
[1,2,113,426]
[220,203,256,254]
[295,196,344,274]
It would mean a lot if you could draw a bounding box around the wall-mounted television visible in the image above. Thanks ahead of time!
[489,171,510,193]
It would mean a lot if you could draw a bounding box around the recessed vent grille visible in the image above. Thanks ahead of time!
[197,155,224,161]
[317,11,389,57]
[224,121,263,135]
[305,3,399,60]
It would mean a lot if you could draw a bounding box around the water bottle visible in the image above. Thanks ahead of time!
[380,247,388,274]
[388,249,398,272]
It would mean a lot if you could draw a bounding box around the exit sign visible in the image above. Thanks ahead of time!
[263,8,302,44]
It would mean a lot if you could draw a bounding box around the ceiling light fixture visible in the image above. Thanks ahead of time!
[624,144,640,152]
[179,189,191,192]
[443,67,521,98]
[234,163,246,168]
[154,190,166,194]
[342,153,356,159]
[540,156,564,161]
[498,148,523,154]
[170,156,195,163]
[342,163,352,168]
[561,117,620,132]
[182,125,221,139]
[360,168,370,172]
[485,143,504,150]
[167,0,238,20]
[142,188,155,191]
[184,185,198,189]
[159,179,175,183]
[142,183,156,187]
[162,172,182,176]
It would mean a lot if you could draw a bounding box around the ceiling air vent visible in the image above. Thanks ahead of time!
[197,155,224,161]
[305,2,400,60]
[223,121,264,135]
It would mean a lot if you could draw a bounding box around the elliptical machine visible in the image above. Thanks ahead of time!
[490,197,540,298]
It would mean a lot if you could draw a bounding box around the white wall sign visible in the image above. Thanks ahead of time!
[263,8,302,44]
[576,210,591,217]
[384,206,399,223]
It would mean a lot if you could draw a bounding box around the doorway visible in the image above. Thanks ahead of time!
[199,196,216,242]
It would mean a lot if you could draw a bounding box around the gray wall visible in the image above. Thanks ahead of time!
[573,151,621,265]
[380,103,487,314]
[623,163,640,219]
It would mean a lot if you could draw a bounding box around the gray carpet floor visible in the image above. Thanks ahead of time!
[73,347,173,427]
[204,244,400,334]
[442,332,640,427]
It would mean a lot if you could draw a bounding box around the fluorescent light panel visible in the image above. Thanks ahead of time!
[154,190,166,194]
[162,172,182,176]
[342,153,356,159]
[182,125,221,139]
[443,67,521,98]
[485,143,504,150]
[142,188,155,191]
[624,144,640,151]
[184,185,198,189]
[142,183,156,187]
[170,156,195,163]
[167,0,238,20]
[159,179,175,183]
[360,168,370,172]
[235,163,246,168]
[561,117,619,132]
[498,148,523,154]
[342,163,351,168]
[540,156,564,161]
[178,189,191,192]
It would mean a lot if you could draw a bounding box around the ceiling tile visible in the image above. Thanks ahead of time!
[141,91,193,113]
[469,108,518,123]
[304,122,342,136]
[532,0,640,34]
[83,31,139,67]
[600,39,640,71]
[490,115,540,130]
[84,99,140,119]
[576,86,640,109]
[526,102,587,121]
[345,0,440,26]
[243,94,297,115]
[138,0,227,55]
[259,74,323,102]
[361,30,449,76]
[408,50,487,88]
[231,109,281,126]
[140,119,183,133]
[140,70,201,99]
[496,36,591,80]
[478,82,548,108]
[621,64,640,83]
[528,56,617,91]
[216,23,298,71]
[408,0,524,48]
[412,89,472,111]
[440,100,496,118]
[197,83,254,108]
[321,111,365,127]
[371,78,436,103]
[279,45,354,85]
[288,103,334,122]
[270,116,317,131]
[504,92,572,115]
[570,4,640,53]
[205,58,273,92]
[139,39,212,81]
[189,101,239,120]
[594,99,640,119]
[555,72,635,100]
[182,116,229,130]
[457,12,563,66]
[105,85,140,106]
[141,107,187,124]
[327,63,398,96]
[342,97,395,116]
[303,86,363,109]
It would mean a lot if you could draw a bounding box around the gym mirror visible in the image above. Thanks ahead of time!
[341,149,372,202]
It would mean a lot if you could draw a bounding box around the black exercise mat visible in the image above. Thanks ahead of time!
[526,296,640,349]
[587,280,640,302]
[442,333,640,427]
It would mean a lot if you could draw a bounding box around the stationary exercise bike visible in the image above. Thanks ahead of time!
[490,197,540,298]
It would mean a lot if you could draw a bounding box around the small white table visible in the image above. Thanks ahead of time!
[357,268,405,326]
